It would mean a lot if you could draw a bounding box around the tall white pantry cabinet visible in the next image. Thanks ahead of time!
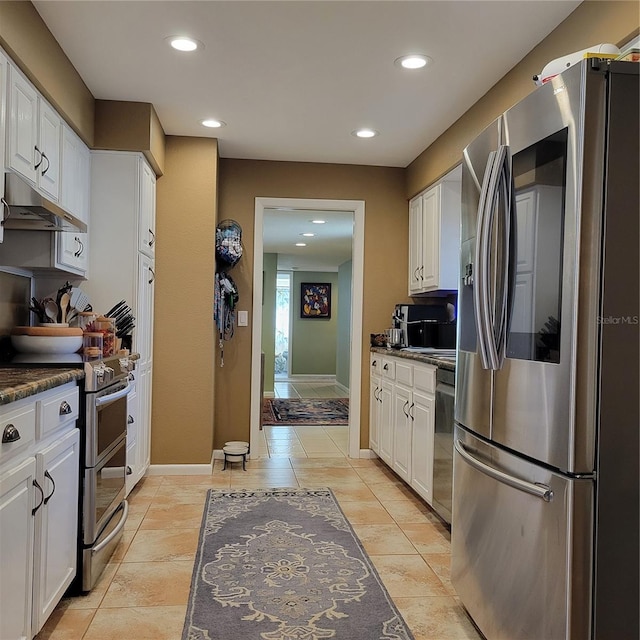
[86,151,156,494]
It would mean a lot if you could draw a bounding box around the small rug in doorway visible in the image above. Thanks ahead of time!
[262,398,349,426]
[182,488,414,640]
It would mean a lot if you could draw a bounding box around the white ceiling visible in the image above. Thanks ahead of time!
[32,0,581,271]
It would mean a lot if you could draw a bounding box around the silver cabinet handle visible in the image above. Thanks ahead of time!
[372,360,377,368]
[128,415,134,424]
[43,470,56,505]
[383,363,389,371]
[402,400,409,418]
[34,145,43,170]
[59,401,72,415]
[126,465,133,475]
[2,424,21,443]
[148,229,155,247]
[454,439,553,502]
[128,372,136,381]
[409,402,415,421]
[32,479,44,515]
[419,265,424,281]
[41,152,50,176]
[95,381,131,407]
[148,267,155,284]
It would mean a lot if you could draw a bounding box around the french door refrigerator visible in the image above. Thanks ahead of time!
[451,58,638,640]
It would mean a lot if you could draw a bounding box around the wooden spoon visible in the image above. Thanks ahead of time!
[44,299,58,323]
[59,293,70,324]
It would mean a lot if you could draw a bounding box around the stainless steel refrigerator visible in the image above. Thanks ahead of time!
[451,58,638,640]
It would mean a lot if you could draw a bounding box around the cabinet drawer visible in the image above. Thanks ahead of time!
[413,364,436,394]
[38,386,79,439]
[0,403,36,462]
[370,355,382,378]
[381,358,396,380]
[395,361,413,387]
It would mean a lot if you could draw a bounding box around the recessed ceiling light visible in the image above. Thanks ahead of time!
[352,128,379,139]
[311,220,326,224]
[167,36,202,52]
[295,243,307,247]
[395,54,432,69]
[201,119,226,128]
[301,233,315,237]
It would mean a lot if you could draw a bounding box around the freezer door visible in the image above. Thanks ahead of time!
[455,117,501,439]
[451,426,593,640]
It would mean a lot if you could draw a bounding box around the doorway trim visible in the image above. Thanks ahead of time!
[251,197,365,459]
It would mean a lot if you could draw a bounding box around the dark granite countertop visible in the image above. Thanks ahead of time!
[370,346,456,372]
[0,368,85,406]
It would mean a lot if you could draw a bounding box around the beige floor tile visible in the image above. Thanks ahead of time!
[269,451,308,458]
[290,457,351,468]
[382,499,441,524]
[301,442,343,454]
[63,561,119,610]
[136,475,164,486]
[140,503,205,529]
[338,500,394,524]
[330,483,377,502]
[110,528,136,562]
[355,467,404,484]
[34,606,95,640]
[423,553,456,595]
[293,468,365,485]
[151,484,210,506]
[399,522,451,555]
[393,596,483,640]
[306,451,349,458]
[351,523,418,555]
[230,476,299,489]
[347,457,384,468]
[369,555,449,597]
[127,479,161,502]
[123,528,200,562]
[82,605,187,640]
[101,561,193,607]
[368,481,417,502]
[244,457,293,469]
[268,444,307,455]
[159,475,217,486]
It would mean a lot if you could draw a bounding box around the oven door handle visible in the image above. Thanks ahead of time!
[94,381,132,407]
[93,500,129,554]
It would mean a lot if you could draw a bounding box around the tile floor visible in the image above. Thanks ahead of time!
[36,381,483,639]
[36,454,484,640]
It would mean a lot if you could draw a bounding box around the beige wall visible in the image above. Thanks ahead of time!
[152,136,218,464]
[406,0,640,196]
[0,1,95,146]
[216,159,407,449]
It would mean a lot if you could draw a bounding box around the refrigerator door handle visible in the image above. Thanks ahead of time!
[474,149,499,369]
[454,439,554,502]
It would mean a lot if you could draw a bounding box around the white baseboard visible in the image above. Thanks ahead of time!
[147,452,215,475]
[336,381,349,395]
[358,449,379,459]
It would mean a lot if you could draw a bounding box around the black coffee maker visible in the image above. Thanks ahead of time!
[393,304,456,348]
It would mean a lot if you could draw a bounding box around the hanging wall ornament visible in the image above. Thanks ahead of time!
[215,219,243,269]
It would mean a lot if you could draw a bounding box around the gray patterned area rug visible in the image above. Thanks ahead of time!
[182,488,415,640]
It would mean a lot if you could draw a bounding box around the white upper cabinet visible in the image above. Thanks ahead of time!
[408,165,462,294]
[7,65,61,201]
[138,159,156,258]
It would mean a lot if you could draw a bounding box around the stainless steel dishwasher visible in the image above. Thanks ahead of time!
[433,366,454,525]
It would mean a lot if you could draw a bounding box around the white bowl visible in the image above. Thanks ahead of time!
[11,334,83,354]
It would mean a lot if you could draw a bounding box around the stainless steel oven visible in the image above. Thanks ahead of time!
[80,357,133,592]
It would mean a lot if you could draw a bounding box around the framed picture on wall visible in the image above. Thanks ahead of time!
[300,283,331,318]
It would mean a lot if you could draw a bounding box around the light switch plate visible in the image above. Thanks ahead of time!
[238,310,248,326]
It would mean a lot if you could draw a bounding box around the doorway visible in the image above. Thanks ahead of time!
[274,271,291,380]
[251,197,365,459]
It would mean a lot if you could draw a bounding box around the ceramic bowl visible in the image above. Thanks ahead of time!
[11,334,83,354]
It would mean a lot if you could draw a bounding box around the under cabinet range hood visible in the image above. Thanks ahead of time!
[1,172,87,233]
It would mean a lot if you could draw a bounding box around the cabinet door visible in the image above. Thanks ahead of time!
[136,253,155,365]
[392,384,412,482]
[411,390,435,504]
[408,196,423,294]
[56,231,88,275]
[125,376,139,495]
[8,66,38,184]
[37,101,61,201]
[0,52,7,244]
[0,456,36,640]
[138,363,152,479]
[422,185,441,290]
[369,376,380,454]
[32,428,79,633]
[138,158,156,257]
[378,379,394,466]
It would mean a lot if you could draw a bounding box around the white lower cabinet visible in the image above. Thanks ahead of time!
[0,383,80,640]
[125,362,152,494]
[369,353,437,505]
